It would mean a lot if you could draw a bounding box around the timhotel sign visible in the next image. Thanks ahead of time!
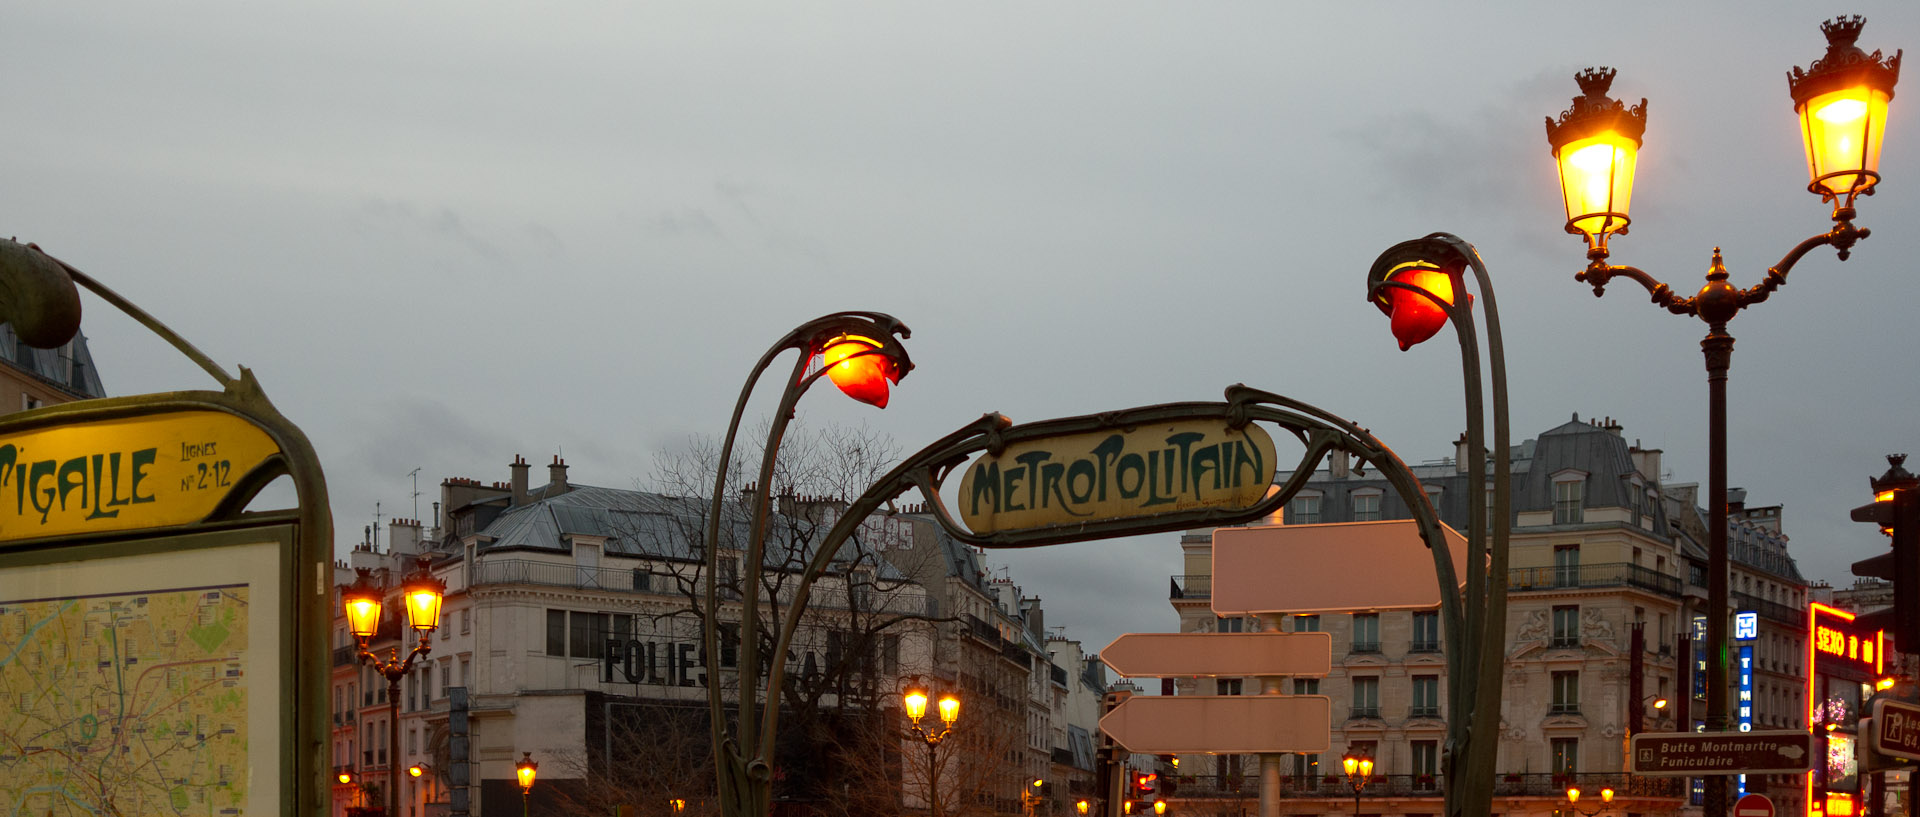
[958,419,1276,534]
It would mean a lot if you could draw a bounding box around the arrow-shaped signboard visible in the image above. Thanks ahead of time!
[1212,520,1467,615]
[1629,730,1813,776]
[1099,694,1331,754]
[1101,632,1331,678]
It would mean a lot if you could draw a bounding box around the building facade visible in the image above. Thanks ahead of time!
[330,457,1103,817]
[1164,414,1812,817]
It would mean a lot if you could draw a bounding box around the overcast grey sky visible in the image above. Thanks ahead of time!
[7,2,1916,658]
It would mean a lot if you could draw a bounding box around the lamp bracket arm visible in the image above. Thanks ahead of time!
[1578,262,1695,315]
[1746,220,1869,305]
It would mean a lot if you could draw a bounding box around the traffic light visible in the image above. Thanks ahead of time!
[1852,454,1919,651]
[1134,772,1157,797]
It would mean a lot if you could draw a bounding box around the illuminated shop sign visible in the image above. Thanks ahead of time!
[1809,603,1884,676]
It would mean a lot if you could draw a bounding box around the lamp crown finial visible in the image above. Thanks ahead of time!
[1575,67,1618,98]
[1821,15,1866,50]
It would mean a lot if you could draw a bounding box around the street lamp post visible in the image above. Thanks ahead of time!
[902,677,961,817]
[1565,786,1615,817]
[1543,17,1900,817]
[515,752,538,817]
[1367,233,1512,817]
[343,556,446,817]
[701,312,913,817]
[1341,752,1373,817]
[408,764,429,816]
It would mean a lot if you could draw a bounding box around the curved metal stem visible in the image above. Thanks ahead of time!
[55,258,236,386]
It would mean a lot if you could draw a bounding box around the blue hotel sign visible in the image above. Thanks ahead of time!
[1735,611,1759,641]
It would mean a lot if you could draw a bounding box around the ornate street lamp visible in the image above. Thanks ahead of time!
[1544,18,1899,817]
[1341,752,1374,817]
[700,312,912,817]
[1367,233,1512,817]
[516,752,538,817]
[343,556,445,817]
[902,676,962,817]
[1566,786,1615,817]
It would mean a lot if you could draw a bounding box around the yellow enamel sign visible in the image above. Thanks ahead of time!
[0,410,279,542]
[958,419,1276,535]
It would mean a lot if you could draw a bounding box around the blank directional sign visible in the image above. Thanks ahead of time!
[1213,520,1468,615]
[1100,694,1330,754]
[1102,632,1331,678]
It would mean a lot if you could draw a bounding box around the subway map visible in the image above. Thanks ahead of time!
[0,583,251,815]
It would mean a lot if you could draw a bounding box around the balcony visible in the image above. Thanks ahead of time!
[333,645,358,667]
[1409,640,1441,653]
[1508,562,1682,596]
[1549,703,1580,715]
[1170,575,1212,600]
[1350,641,1381,654]
[1408,705,1440,718]
[1732,591,1801,626]
[1348,706,1381,720]
[1165,772,1683,801]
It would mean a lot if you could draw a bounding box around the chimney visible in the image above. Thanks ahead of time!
[391,518,423,555]
[510,455,530,506]
[1629,442,1663,484]
[548,455,570,495]
[1331,449,1350,479]
[1726,487,1748,515]
[1455,433,1470,474]
[1602,416,1623,436]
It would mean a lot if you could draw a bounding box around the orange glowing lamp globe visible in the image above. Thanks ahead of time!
[820,335,898,408]
[1377,262,1457,351]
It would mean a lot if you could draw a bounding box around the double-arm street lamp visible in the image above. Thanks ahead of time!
[902,677,962,817]
[1341,752,1374,817]
[1565,786,1615,817]
[342,556,447,817]
[1543,17,1900,817]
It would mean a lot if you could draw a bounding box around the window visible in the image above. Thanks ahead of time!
[1412,741,1439,788]
[1351,613,1380,653]
[1411,611,1440,651]
[1552,606,1580,647]
[1353,493,1382,522]
[1218,616,1245,633]
[1551,671,1580,714]
[1294,678,1320,695]
[1351,676,1380,719]
[545,610,567,656]
[1290,494,1322,525]
[1411,675,1440,718]
[1551,738,1579,775]
[1217,678,1243,696]
[1554,478,1585,524]
[459,656,469,687]
[461,608,471,635]
[1553,544,1581,586]
[1291,753,1321,784]
[1294,615,1320,633]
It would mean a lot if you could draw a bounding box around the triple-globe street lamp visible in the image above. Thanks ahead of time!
[902,677,962,817]
[342,556,447,817]
[1543,17,1900,817]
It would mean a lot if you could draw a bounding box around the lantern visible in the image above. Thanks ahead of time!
[401,559,446,633]
[820,334,899,408]
[937,693,960,725]
[1545,68,1647,249]
[902,682,930,722]
[1372,260,1458,351]
[515,752,538,793]
[341,569,384,640]
[1789,16,1900,203]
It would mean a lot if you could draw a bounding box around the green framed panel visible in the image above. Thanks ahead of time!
[0,389,332,817]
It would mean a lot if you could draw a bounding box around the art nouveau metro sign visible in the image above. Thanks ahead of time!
[958,418,1276,534]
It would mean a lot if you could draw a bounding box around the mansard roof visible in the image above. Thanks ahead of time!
[1,323,106,399]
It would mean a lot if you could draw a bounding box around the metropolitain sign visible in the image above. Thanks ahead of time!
[958,419,1276,535]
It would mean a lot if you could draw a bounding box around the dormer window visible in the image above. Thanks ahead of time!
[1552,471,1587,524]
